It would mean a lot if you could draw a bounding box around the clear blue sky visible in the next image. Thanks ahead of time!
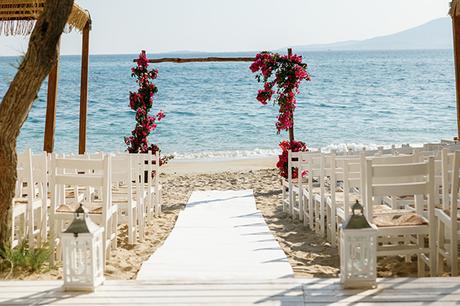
[0,0,450,56]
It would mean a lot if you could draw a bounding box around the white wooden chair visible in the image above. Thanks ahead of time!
[286,150,303,219]
[111,153,140,244]
[314,152,336,236]
[281,150,300,215]
[14,149,47,248]
[436,149,460,275]
[138,150,161,220]
[326,154,365,247]
[299,152,323,230]
[365,156,437,276]
[49,154,117,268]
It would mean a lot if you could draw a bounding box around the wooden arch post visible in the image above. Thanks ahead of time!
[78,21,90,154]
[452,5,460,140]
[287,48,295,144]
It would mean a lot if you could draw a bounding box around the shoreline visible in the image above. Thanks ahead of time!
[161,156,277,175]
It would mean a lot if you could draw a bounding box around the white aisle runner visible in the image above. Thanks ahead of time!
[137,190,294,281]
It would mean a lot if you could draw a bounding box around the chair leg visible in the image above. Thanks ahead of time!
[303,196,308,227]
[450,226,458,276]
[330,208,336,247]
[112,214,118,250]
[154,189,161,217]
[49,219,57,267]
[102,241,107,271]
[27,206,34,249]
[437,220,445,274]
[128,208,135,245]
[138,202,145,243]
[430,222,438,276]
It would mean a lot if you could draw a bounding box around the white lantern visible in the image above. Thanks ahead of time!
[61,204,104,291]
[340,200,377,289]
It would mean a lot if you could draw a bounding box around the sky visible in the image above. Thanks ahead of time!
[0,0,450,56]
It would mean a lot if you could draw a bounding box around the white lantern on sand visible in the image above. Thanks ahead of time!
[62,204,104,291]
[340,200,377,289]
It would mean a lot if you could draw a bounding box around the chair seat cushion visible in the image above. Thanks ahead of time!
[373,211,427,227]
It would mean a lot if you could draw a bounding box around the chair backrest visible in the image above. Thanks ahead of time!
[136,150,160,201]
[49,154,112,218]
[340,154,366,220]
[365,156,434,220]
[111,153,137,205]
[16,149,34,200]
[31,151,48,205]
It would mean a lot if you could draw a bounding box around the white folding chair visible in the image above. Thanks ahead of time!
[365,156,437,276]
[15,149,47,248]
[111,153,139,244]
[436,149,460,275]
[299,152,323,230]
[49,154,117,268]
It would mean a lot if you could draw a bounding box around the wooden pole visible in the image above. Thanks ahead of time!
[287,48,295,144]
[134,57,255,64]
[43,40,60,153]
[78,22,90,154]
[453,15,460,140]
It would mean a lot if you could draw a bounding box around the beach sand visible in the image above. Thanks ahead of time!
[1,157,427,280]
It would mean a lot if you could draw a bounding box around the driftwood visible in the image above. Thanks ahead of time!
[134,57,255,64]
[0,0,74,247]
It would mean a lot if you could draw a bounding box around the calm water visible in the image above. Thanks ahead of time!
[0,50,456,159]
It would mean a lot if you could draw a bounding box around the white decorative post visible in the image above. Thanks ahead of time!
[62,204,104,291]
[340,200,377,289]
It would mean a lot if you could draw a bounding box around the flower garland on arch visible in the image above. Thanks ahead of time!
[124,51,171,165]
[250,51,311,133]
[250,51,311,178]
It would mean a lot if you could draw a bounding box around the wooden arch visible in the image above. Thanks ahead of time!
[0,0,91,154]
[134,48,297,143]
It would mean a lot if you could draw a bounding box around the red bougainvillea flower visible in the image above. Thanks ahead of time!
[250,51,310,133]
[277,140,308,179]
[124,51,170,165]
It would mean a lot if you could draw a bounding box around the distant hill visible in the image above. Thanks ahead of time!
[291,17,452,51]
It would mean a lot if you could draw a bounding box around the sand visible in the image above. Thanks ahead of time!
[1,157,427,280]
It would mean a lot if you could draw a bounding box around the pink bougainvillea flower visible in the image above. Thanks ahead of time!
[249,51,310,134]
[125,51,167,165]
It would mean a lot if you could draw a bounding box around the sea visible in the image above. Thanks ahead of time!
[0,50,456,159]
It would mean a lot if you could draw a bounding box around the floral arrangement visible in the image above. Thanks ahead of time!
[250,51,311,178]
[125,51,172,165]
[250,51,311,133]
[276,140,308,179]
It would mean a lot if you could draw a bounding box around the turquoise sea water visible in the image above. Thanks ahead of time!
[0,50,456,159]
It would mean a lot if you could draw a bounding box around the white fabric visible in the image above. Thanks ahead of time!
[137,190,294,281]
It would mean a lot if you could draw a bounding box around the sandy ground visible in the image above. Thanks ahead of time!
[1,157,427,280]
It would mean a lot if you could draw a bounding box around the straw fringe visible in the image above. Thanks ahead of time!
[0,0,90,36]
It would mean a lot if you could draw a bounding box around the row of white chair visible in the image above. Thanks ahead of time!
[283,142,460,277]
[11,149,162,268]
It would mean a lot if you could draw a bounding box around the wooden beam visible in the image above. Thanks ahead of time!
[43,40,60,153]
[78,21,90,154]
[287,48,295,143]
[134,57,255,64]
[453,16,460,140]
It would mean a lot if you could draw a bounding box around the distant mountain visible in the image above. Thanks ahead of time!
[292,17,452,51]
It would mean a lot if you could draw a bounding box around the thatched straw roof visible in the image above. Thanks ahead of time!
[0,0,90,36]
[450,0,460,17]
